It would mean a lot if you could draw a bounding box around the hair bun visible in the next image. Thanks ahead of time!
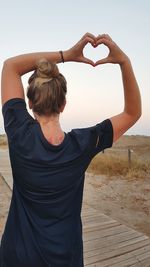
[36,59,59,78]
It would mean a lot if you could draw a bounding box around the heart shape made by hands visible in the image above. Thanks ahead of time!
[84,43,109,64]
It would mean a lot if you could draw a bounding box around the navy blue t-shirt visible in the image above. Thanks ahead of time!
[0,98,113,267]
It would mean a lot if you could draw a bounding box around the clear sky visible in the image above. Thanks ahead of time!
[0,0,150,135]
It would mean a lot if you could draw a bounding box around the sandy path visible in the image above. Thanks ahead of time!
[84,173,150,236]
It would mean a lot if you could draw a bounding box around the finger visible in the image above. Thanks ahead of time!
[80,33,97,47]
[80,36,96,48]
[81,32,97,42]
[96,38,113,49]
[95,34,113,47]
[97,34,112,41]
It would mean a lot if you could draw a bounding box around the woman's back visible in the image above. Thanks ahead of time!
[1,97,113,266]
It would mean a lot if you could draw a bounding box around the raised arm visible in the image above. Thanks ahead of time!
[95,34,142,142]
[1,33,96,106]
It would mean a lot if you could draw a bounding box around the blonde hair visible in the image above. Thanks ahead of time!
[27,59,67,116]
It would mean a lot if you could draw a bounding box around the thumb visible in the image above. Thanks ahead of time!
[95,56,110,66]
[82,56,95,66]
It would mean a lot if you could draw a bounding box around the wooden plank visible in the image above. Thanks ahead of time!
[137,251,150,261]
[82,211,108,219]
[103,257,139,267]
[104,246,150,267]
[83,224,131,242]
[84,231,144,252]
[132,258,150,267]
[83,221,121,232]
[84,236,149,258]
[85,244,150,267]
[86,256,139,267]
[82,214,114,223]
[82,216,111,225]
[85,244,150,266]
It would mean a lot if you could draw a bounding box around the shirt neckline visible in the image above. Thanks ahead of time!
[35,120,68,151]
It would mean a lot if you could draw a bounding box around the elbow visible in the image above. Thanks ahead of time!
[125,107,142,126]
[135,112,141,123]
[2,57,19,76]
[137,103,142,121]
[126,100,142,124]
[138,109,142,120]
[3,58,14,71]
[137,96,142,120]
[132,108,142,124]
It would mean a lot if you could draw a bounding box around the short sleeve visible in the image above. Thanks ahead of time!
[70,119,113,159]
[91,119,113,156]
[2,98,34,141]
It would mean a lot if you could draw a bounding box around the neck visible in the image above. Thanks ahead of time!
[34,112,60,125]
[34,112,64,145]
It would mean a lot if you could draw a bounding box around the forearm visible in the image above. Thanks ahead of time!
[120,59,142,119]
[4,51,68,76]
[3,32,97,77]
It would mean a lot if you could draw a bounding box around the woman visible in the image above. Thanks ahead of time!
[0,33,141,267]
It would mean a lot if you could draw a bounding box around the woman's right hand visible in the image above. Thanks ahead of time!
[63,33,97,66]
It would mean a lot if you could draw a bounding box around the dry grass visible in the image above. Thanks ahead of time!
[0,134,8,147]
[88,153,150,179]
[88,135,150,179]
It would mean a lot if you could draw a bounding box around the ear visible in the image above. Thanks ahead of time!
[28,99,33,109]
[60,99,66,113]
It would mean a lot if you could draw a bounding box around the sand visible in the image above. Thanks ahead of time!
[84,172,150,237]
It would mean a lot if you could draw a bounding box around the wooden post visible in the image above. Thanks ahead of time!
[128,149,132,167]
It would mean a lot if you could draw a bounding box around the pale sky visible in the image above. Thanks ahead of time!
[0,0,150,135]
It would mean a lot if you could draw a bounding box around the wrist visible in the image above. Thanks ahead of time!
[119,55,130,68]
[62,50,72,62]
[59,51,64,63]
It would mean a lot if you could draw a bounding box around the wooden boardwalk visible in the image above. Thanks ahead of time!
[1,148,150,266]
[82,206,150,266]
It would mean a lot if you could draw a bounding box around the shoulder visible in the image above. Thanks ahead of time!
[68,119,113,155]
[70,119,113,137]
[2,97,26,113]
[2,97,35,140]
